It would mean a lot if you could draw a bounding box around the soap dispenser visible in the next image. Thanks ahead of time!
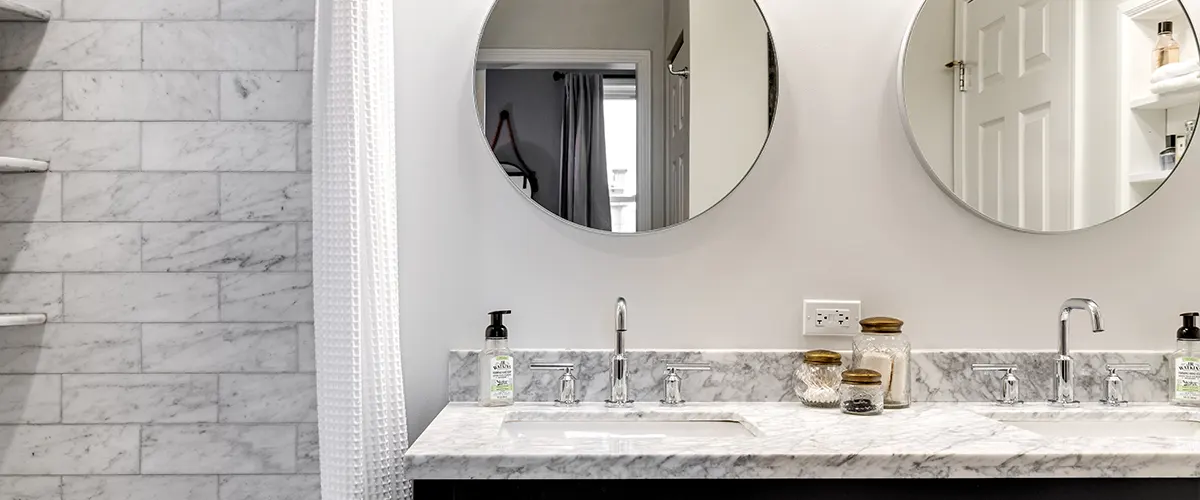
[1170,312,1200,407]
[479,310,515,407]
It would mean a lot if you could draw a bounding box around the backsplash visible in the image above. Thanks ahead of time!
[449,350,1171,404]
[0,0,317,498]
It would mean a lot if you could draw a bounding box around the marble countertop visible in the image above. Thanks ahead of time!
[405,402,1200,480]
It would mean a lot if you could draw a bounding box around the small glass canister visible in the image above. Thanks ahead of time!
[852,317,911,409]
[796,350,843,408]
[840,369,884,415]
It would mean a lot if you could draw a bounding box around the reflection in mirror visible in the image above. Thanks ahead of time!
[476,0,777,233]
[901,0,1199,232]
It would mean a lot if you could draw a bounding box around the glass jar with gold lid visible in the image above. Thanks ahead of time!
[839,368,884,415]
[796,350,843,408]
[851,317,911,409]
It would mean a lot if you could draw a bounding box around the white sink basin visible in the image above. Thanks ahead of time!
[996,419,1200,438]
[500,420,756,439]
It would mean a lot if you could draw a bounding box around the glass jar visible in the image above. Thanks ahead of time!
[852,317,911,409]
[840,369,884,416]
[796,350,843,408]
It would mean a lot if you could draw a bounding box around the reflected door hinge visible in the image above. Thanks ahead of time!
[945,60,968,92]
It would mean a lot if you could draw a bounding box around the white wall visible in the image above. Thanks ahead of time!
[902,0,956,183]
[396,0,1200,438]
[687,0,770,216]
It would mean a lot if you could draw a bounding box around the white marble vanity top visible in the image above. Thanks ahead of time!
[404,402,1200,480]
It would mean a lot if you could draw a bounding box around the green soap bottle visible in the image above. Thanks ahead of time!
[479,310,514,407]
[1170,313,1200,407]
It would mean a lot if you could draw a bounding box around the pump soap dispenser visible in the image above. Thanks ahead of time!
[1170,312,1200,407]
[479,310,515,407]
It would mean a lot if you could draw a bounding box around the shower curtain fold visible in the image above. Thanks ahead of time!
[312,0,409,497]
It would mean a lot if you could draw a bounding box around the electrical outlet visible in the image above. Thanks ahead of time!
[804,300,862,336]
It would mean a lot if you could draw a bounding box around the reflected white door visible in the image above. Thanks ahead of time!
[962,0,1074,231]
[666,33,690,227]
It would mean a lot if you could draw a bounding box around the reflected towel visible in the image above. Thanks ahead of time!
[1151,72,1200,94]
[1152,61,1200,83]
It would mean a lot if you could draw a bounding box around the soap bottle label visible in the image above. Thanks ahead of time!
[489,355,514,401]
[1175,357,1200,401]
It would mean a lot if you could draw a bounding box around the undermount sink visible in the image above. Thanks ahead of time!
[994,418,1200,438]
[499,413,757,439]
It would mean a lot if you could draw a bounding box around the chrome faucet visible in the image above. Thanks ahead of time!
[1050,298,1104,407]
[606,297,633,407]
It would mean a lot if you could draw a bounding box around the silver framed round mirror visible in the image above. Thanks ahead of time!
[899,0,1199,233]
[474,0,778,234]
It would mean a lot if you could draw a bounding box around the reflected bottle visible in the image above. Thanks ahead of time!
[1155,21,1181,70]
[1161,135,1178,171]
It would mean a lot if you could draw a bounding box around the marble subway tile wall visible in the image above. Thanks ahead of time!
[0,0,318,497]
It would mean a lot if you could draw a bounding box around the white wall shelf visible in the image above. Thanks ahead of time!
[0,156,49,173]
[0,313,47,327]
[0,0,50,21]
[1131,90,1200,110]
[1129,169,1173,184]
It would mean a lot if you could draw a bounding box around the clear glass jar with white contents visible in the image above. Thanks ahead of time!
[796,350,843,408]
[852,317,911,409]
[839,369,884,416]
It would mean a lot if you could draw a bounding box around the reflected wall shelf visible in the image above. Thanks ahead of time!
[1129,170,1173,185]
[0,0,50,21]
[0,156,49,173]
[1128,0,1186,21]
[1130,90,1200,110]
[0,313,47,327]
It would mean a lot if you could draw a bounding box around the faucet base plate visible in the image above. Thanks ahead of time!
[1047,399,1081,408]
[604,400,634,408]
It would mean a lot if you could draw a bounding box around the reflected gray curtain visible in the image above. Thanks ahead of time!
[559,73,612,231]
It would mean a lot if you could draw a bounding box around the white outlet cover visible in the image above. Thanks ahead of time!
[803,299,862,337]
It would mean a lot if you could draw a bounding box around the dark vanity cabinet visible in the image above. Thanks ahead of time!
[414,479,1200,500]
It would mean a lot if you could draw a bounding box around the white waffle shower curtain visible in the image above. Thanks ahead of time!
[311,0,409,496]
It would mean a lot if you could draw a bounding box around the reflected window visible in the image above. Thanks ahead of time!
[604,78,638,233]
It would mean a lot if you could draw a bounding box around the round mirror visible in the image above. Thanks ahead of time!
[900,0,1199,233]
[475,0,778,234]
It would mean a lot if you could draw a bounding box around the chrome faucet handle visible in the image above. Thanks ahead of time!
[660,363,711,407]
[531,362,580,407]
[971,364,1023,406]
[1100,363,1151,407]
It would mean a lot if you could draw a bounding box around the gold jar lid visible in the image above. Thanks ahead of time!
[860,316,904,334]
[803,349,842,366]
[841,368,882,385]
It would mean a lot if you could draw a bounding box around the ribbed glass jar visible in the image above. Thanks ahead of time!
[851,317,911,409]
[796,350,843,408]
[839,369,884,416]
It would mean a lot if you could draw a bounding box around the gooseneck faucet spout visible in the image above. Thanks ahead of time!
[615,298,627,354]
[606,297,633,407]
[1051,298,1104,407]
